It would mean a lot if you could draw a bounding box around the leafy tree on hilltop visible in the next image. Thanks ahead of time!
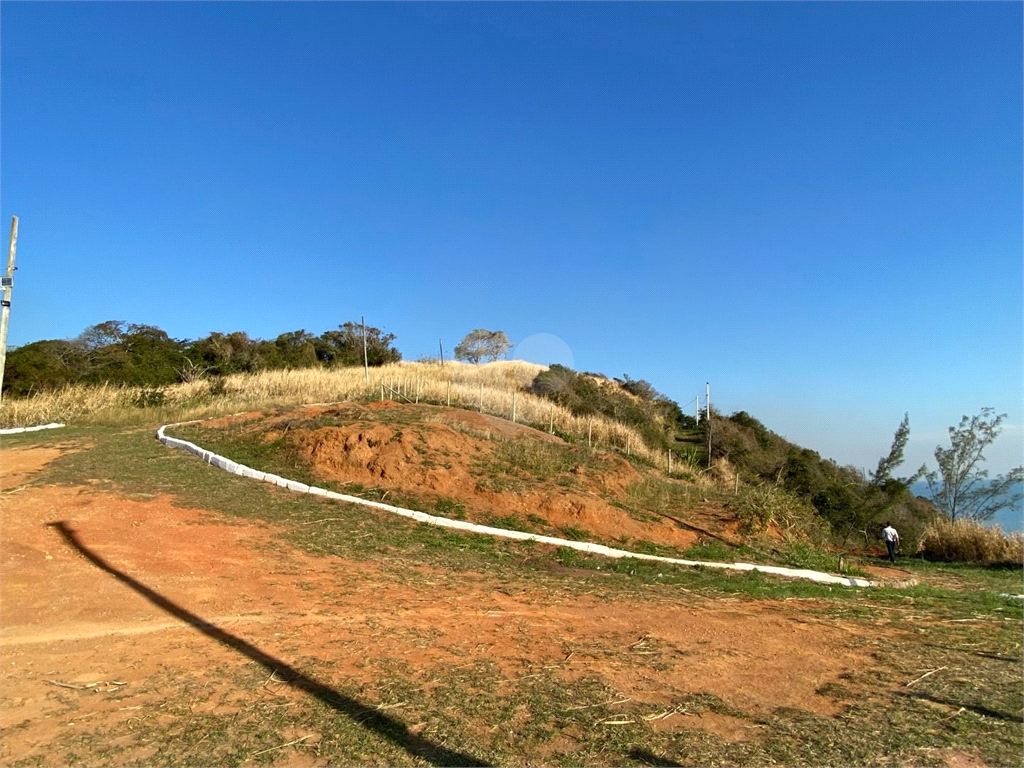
[76,321,187,386]
[924,408,1024,522]
[454,329,513,364]
[314,321,401,367]
[620,375,660,401]
[273,330,318,369]
[1,339,90,395]
[187,331,263,376]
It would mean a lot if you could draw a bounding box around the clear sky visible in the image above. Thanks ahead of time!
[2,3,1021,490]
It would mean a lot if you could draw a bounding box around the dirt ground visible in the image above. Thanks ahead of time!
[0,444,933,766]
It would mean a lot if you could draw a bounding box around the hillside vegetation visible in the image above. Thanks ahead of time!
[4,321,1020,562]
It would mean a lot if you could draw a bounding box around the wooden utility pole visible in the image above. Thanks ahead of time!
[439,339,444,367]
[0,216,19,405]
[361,316,369,383]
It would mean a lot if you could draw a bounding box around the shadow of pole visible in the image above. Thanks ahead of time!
[626,746,683,767]
[48,521,489,767]
[897,690,1023,723]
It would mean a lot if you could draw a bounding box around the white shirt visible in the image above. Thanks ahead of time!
[882,525,899,543]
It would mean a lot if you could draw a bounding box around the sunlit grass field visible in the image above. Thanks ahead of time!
[1,361,676,468]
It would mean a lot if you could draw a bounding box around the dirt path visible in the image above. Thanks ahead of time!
[1,444,888,766]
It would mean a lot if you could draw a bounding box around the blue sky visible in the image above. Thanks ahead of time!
[2,3,1021,496]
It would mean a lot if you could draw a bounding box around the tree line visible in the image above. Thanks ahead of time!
[4,324,523,397]
[1,320,402,396]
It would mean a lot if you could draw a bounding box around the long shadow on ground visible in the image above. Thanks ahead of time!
[48,521,489,767]
[627,747,683,766]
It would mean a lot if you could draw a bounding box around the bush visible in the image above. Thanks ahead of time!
[918,518,1024,564]
[528,364,685,451]
[131,387,167,409]
[729,483,829,543]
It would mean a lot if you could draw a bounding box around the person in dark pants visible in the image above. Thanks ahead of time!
[881,521,900,563]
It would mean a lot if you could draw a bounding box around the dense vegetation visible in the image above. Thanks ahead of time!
[709,410,936,546]
[529,364,696,452]
[2,320,401,396]
[525,365,940,548]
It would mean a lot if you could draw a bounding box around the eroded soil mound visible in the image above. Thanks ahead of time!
[284,402,706,550]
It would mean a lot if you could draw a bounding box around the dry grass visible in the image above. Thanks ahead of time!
[0,361,679,468]
[918,517,1024,564]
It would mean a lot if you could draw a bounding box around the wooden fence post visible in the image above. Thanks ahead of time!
[446,380,451,407]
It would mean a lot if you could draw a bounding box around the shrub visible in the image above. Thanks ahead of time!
[207,377,228,398]
[918,518,1024,564]
[528,364,683,452]
[131,387,167,408]
[730,483,829,543]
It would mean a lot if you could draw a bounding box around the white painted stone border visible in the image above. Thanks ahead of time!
[157,417,876,588]
[0,422,66,435]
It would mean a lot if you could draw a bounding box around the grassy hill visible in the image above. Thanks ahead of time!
[2,359,1020,564]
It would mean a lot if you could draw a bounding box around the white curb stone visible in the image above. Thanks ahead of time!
[0,423,67,435]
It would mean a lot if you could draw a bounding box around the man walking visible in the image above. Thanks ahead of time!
[882,521,900,563]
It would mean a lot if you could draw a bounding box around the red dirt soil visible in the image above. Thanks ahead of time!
[0,442,926,767]
[279,402,720,551]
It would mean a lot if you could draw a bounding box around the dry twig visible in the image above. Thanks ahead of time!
[566,697,631,712]
[248,735,312,758]
[906,666,948,687]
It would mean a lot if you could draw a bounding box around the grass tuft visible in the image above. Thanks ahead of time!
[919,517,1024,565]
